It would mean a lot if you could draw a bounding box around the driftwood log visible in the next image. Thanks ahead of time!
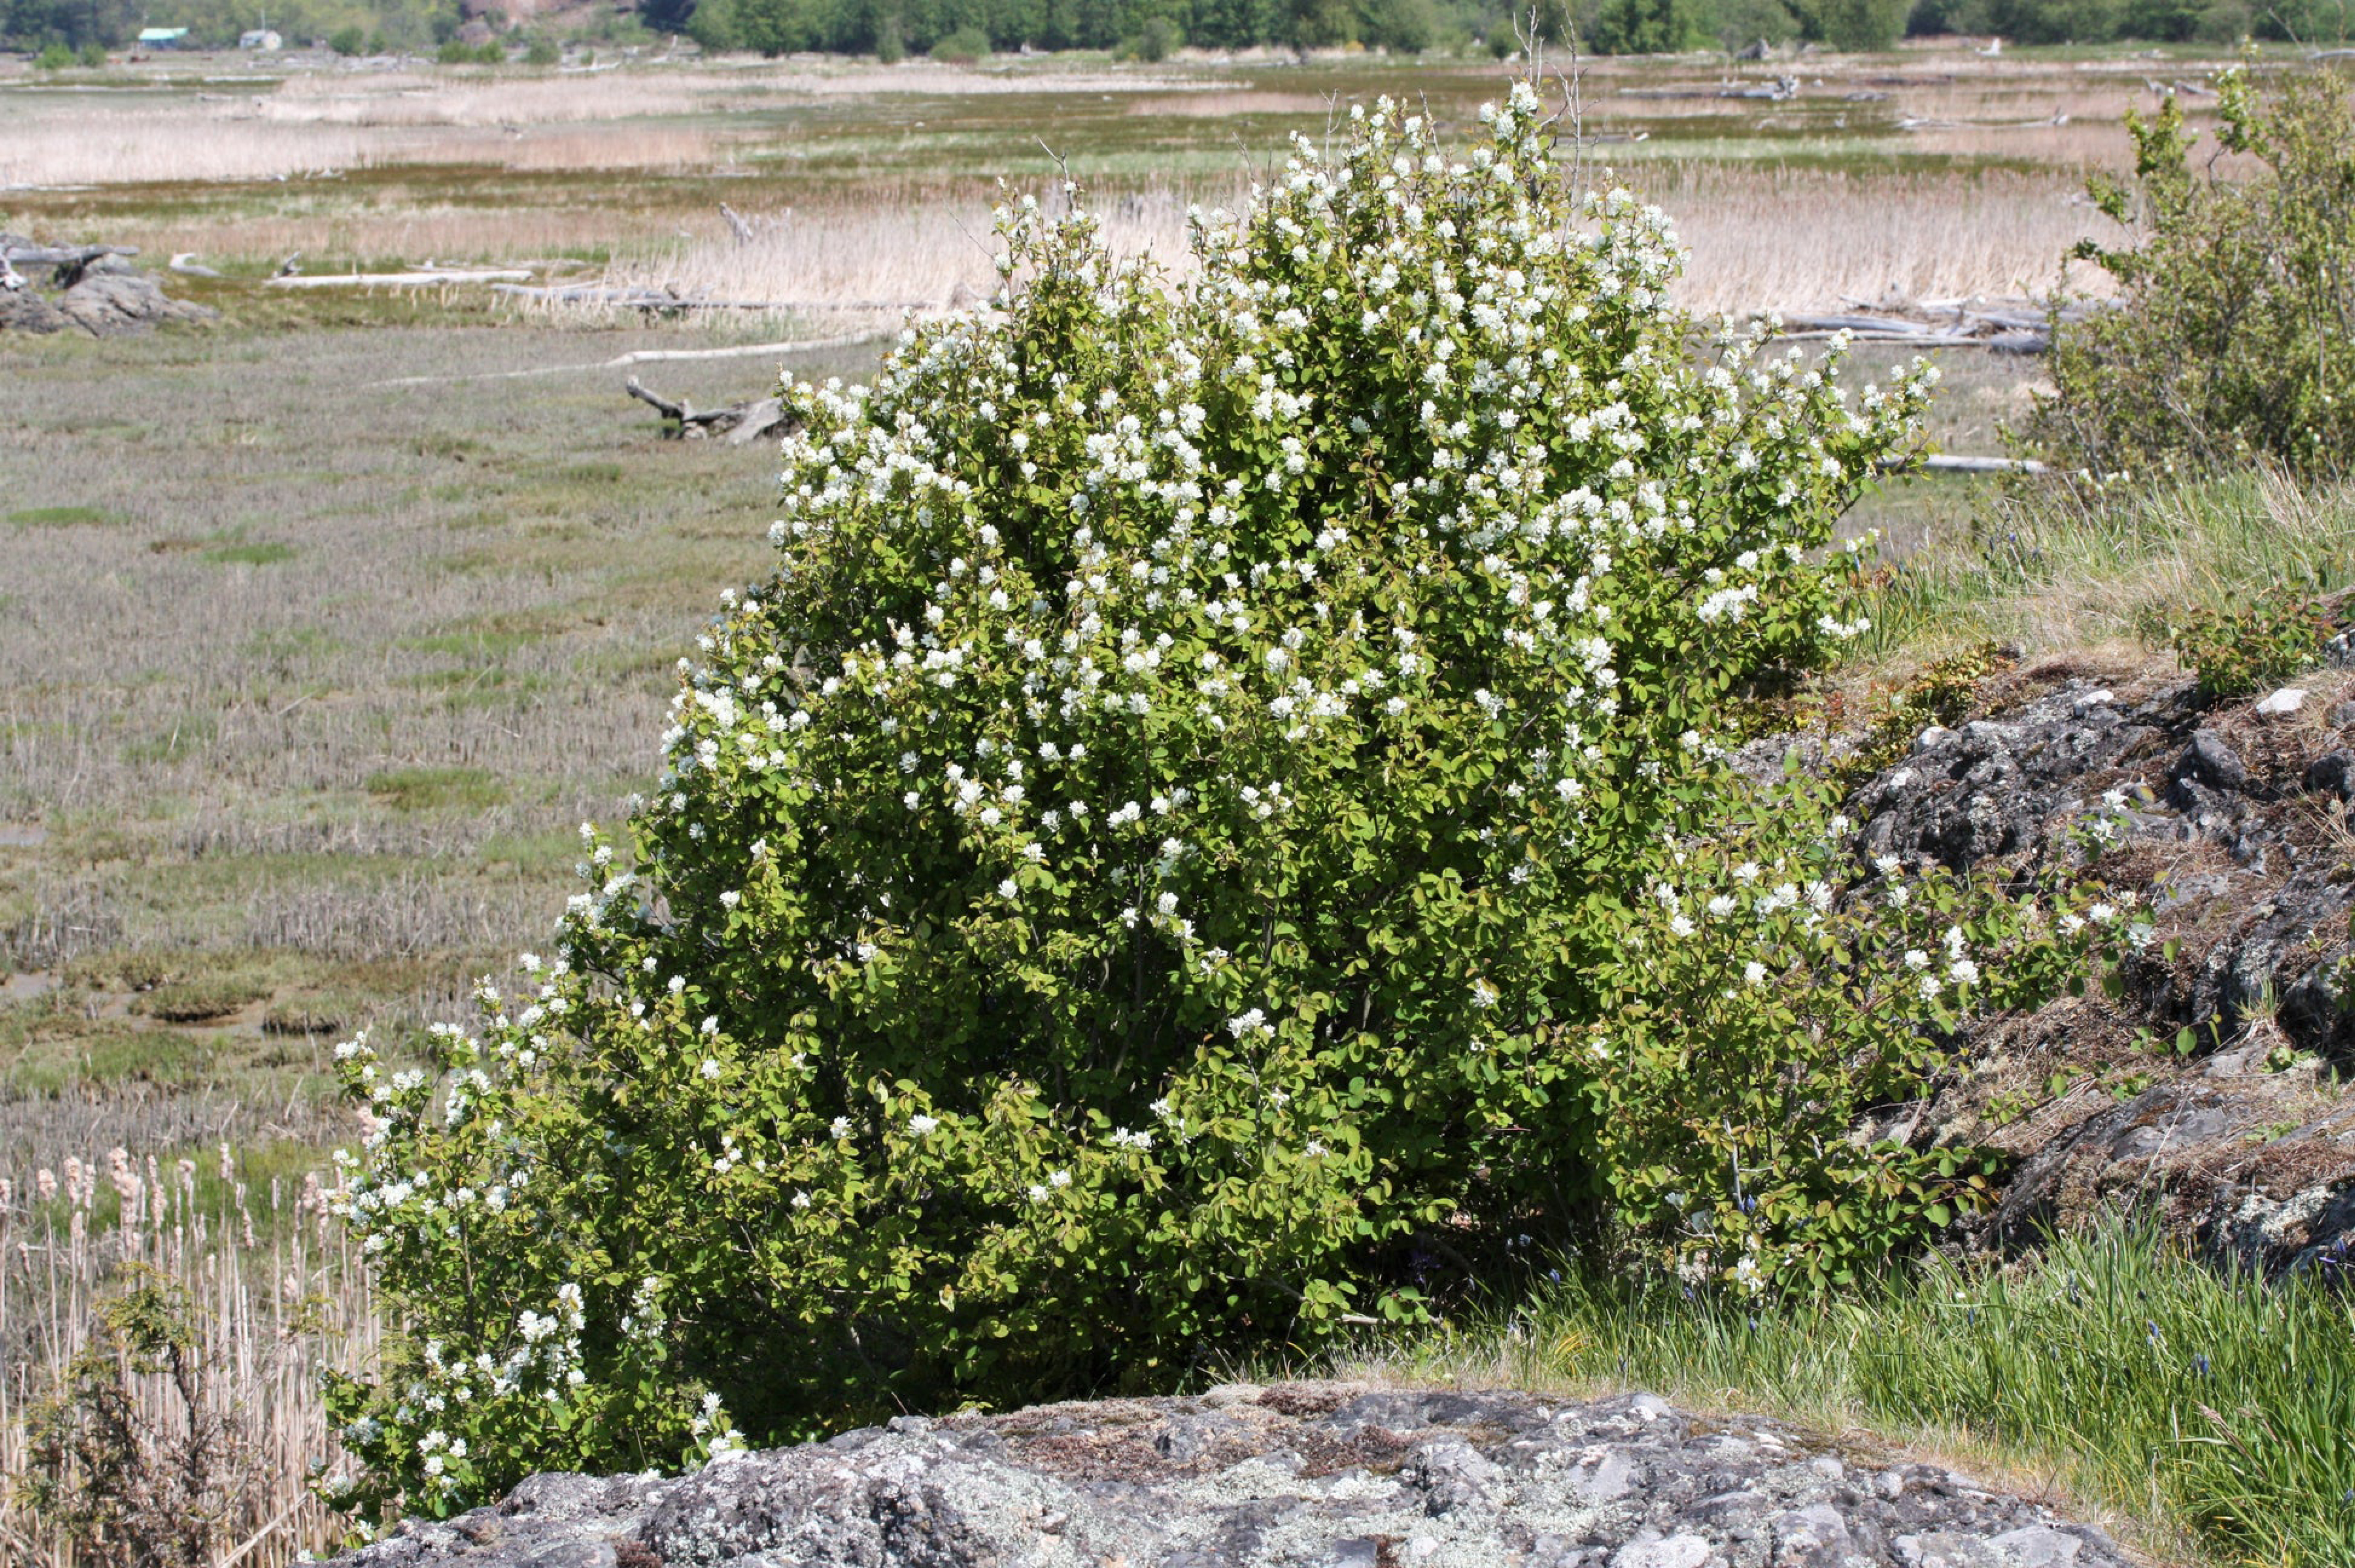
[499,283,932,313]
[265,268,532,290]
[0,238,143,290]
[625,377,795,444]
[1755,298,2112,355]
[0,240,140,268]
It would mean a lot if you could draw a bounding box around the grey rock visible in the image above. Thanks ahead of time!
[1989,1525,2081,1567]
[329,1385,2137,1568]
[0,258,216,336]
[2302,750,2355,800]
[0,286,72,333]
[1855,684,2163,871]
[55,269,218,334]
[2177,730,2249,795]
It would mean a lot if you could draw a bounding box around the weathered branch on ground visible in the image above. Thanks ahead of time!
[1750,298,2111,355]
[363,330,893,389]
[1617,76,1797,101]
[624,376,795,444]
[0,240,140,267]
[1893,453,2049,475]
[265,268,532,290]
[495,283,933,312]
[0,237,144,291]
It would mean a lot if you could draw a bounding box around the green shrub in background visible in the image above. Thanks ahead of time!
[327,23,365,50]
[930,19,988,55]
[2035,67,2355,479]
[1811,0,1910,47]
[33,37,72,64]
[1121,11,1185,54]
[324,86,2120,1522]
[1588,0,1714,53]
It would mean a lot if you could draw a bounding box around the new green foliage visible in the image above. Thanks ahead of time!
[325,89,2118,1521]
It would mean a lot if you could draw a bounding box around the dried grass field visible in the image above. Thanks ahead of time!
[0,36,2274,1566]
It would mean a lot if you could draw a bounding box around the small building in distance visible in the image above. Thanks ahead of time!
[239,28,283,48]
[136,26,190,47]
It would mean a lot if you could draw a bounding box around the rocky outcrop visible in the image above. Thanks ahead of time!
[1842,660,2355,1277]
[332,1385,2133,1568]
[0,242,216,336]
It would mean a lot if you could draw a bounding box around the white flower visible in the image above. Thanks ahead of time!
[999,878,1020,901]
[1157,891,1178,915]
[1948,958,1980,986]
[791,1189,812,1210]
[909,1114,940,1136]
[700,1058,721,1080]
[1668,914,1696,938]
[701,1015,720,1036]
[1227,1008,1271,1038]
[1744,961,1767,986]
[829,1116,852,1140]
[1903,949,1929,970]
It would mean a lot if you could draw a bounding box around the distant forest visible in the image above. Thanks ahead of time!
[9,0,2350,74]
[675,0,2354,58]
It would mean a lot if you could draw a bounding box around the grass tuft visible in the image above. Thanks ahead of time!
[1338,1223,2355,1568]
[362,765,506,813]
[1865,466,2355,663]
[7,506,126,528]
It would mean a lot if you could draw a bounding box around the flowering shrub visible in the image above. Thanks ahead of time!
[326,84,2118,1517]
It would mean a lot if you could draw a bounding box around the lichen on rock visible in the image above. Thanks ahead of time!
[329,1384,2135,1568]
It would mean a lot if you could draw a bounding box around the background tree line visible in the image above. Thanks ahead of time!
[8,0,2347,97]
[675,0,2350,60]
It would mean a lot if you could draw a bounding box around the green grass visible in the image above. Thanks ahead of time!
[132,975,269,1023]
[362,764,506,812]
[8,505,127,528]
[1863,466,2355,663]
[120,713,219,765]
[201,539,296,566]
[1347,1224,2355,1568]
[0,1012,214,1096]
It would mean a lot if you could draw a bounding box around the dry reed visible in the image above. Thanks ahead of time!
[0,1148,374,1568]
